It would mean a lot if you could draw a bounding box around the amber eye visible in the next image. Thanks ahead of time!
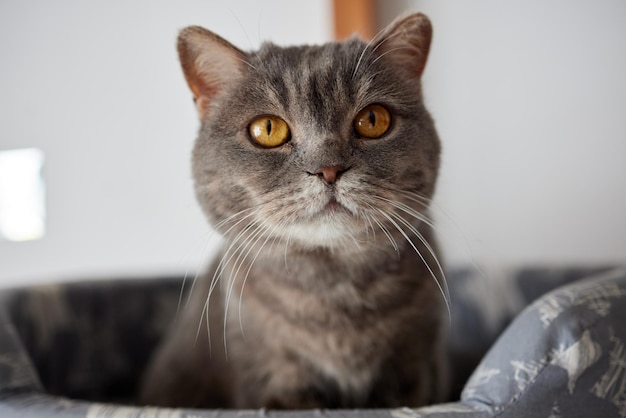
[353,104,391,139]
[248,115,290,148]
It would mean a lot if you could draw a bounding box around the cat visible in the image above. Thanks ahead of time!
[140,12,448,409]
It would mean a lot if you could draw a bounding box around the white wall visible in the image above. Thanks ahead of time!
[405,0,626,266]
[0,0,332,285]
[1,1,625,287]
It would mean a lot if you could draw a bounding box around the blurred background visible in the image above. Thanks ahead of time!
[1,0,624,287]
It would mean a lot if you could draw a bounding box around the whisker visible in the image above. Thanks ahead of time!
[180,267,202,322]
[194,297,209,347]
[363,202,399,253]
[373,207,451,322]
[184,207,259,311]
[283,221,293,273]
[393,189,489,279]
[234,56,257,70]
[221,221,267,358]
[214,206,263,235]
[225,5,259,71]
[352,20,403,80]
[205,300,211,356]
[195,214,261,351]
[362,211,377,239]
[178,210,254,319]
[351,24,386,79]
[371,46,416,67]
[187,209,264,350]
[396,190,433,208]
[373,195,436,229]
[227,220,269,317]
[388,211,451,315]
[352,37,376,80]
[237,216,289,337]
[211,215,262,293]
[369,26,404,56]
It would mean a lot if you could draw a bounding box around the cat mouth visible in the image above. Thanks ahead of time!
[321,196,352,216]
[324,197,342,212]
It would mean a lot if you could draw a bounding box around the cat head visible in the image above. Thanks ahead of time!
[178,13,440,252]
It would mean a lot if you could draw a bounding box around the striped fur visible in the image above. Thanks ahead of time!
[140,13,448,409]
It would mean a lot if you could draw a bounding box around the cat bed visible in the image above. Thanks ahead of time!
[1,266,625,417]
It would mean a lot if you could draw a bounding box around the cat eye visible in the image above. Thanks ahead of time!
[248,115,291,148]
[353,104,391,139]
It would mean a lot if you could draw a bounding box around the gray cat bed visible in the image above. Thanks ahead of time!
[1,266,625,417]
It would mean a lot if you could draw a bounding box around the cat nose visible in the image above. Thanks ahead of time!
[308,165,348,185]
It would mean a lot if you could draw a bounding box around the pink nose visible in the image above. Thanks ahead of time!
[313,166,345,184]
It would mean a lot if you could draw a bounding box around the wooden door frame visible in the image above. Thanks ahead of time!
[333,0,376,40]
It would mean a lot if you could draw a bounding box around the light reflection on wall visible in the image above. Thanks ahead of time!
[0,148,46,241]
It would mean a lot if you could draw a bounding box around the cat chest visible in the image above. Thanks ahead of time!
[312,327,386,394]
[236,295,399,394]
[226,262,421,396]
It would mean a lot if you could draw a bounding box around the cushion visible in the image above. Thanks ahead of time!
[1,267,624,417]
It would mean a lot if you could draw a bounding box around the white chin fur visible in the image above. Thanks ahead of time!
[274,182,365,249]
[285,214,358,249]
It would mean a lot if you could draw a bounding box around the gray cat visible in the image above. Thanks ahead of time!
[140,12,448,409]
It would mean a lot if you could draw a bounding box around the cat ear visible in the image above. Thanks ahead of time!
[177,26,247,118]
[373,13,432,79]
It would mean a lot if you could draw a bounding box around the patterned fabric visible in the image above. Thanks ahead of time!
[0,267,625,417]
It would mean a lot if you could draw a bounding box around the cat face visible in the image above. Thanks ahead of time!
[181,14,440,251]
